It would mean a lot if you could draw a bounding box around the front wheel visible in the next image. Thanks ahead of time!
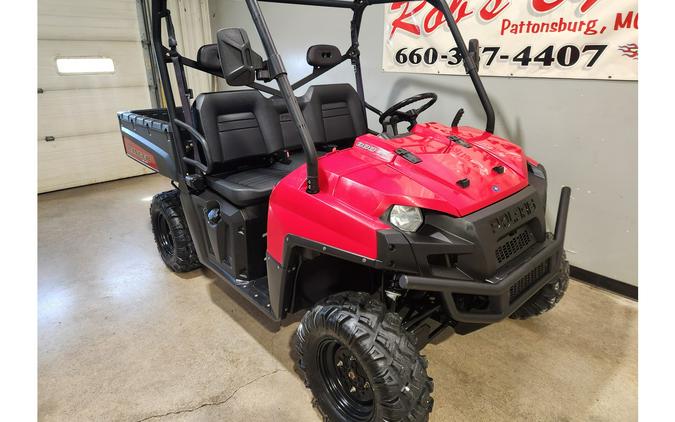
[295,292,433,422]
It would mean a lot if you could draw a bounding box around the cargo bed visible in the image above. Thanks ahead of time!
[117,108,187,179]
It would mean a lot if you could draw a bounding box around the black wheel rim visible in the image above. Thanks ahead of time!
[155,213,174,257]
[317,338,374,421]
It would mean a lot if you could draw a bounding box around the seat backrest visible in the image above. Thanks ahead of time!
[269,84,368,152]
[194,90,284,172]
[302,84,368,148]
[270,97,304,152]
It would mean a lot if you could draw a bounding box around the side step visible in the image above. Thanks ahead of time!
[227,276,276,320]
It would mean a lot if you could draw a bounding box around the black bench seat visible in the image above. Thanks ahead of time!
[206,167,290,207]
[192,84,367,207]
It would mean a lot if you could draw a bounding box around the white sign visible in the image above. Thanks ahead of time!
[382,0,638,80]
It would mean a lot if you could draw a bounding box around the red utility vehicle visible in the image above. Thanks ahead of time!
[118,0,571,420]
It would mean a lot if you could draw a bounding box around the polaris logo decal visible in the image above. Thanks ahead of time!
[489,198,537,234]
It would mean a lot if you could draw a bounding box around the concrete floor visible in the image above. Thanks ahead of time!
[38,174,638,422]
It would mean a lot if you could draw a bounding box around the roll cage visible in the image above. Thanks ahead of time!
[149,0,496,194]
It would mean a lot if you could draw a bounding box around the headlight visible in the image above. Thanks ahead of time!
[389,205,423,232]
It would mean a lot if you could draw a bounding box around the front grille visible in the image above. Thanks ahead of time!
[495,227,535,265]
[509,259,550,303]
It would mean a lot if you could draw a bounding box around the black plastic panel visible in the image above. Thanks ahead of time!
[117,108,184,179]
[306,44,342,67]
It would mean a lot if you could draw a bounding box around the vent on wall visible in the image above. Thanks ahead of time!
[56,57,115,75]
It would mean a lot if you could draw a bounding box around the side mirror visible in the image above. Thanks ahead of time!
[468,39,481,69]
[217,28,263,86]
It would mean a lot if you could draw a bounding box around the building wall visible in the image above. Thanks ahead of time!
[209,1,638,286]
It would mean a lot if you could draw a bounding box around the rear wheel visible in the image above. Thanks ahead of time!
[150,190,201,273]
[510,253,570,320]
[295,291,433,421]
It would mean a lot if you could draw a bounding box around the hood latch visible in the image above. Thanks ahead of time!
[395,148,422,164]
[448,135,472,148]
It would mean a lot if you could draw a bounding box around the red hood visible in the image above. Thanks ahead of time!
[318,123,529,218]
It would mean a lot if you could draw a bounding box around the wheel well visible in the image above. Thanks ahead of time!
[281,248,456,348]
[289,252,381,313]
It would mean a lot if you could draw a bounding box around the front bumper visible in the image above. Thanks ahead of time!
[397,187,571,324]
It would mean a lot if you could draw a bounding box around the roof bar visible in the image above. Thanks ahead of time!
[258,0,356,9]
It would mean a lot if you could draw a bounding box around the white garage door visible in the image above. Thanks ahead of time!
[38,0,155,193]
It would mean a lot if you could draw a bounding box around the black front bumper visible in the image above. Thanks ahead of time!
[390,187,571,324]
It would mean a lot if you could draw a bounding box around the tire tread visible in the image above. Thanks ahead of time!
[150,190,201,273]
[296,291,433,422]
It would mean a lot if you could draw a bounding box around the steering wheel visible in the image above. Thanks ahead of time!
[379,93,438,135]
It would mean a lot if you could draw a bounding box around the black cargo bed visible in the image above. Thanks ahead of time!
[117,108,186,179]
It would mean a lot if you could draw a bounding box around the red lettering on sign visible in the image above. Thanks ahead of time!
[531,0,601,15]
[615,11,638,30]
[389,2,426,39]
[531,0,565,13]
[479,0,511,22]
[423,8,446,33]
[389,0,602,38]
[448,0,473,23]
[579,0,600,13]
[390,1,473,38]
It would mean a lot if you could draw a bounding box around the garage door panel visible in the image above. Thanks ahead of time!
[39,40,149,91]
[38,87,151,139]
[38,0,154,192]
[38,132,153,193]
[38,0,140,41]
